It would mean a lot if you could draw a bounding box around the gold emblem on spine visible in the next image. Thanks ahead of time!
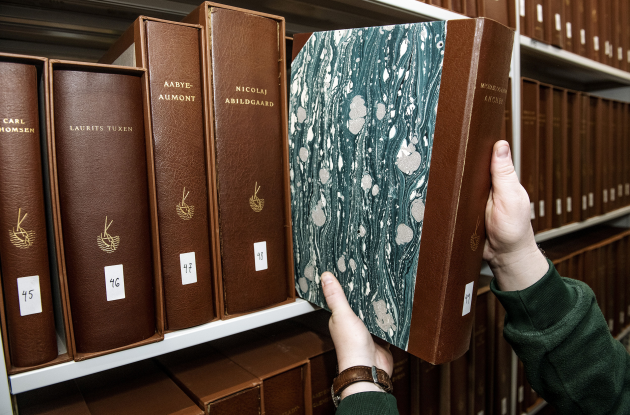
[9,208,34,249]
[249,182,264,212]
[176,187,194,220]
[97,216,120,253]
[470,216,481,252]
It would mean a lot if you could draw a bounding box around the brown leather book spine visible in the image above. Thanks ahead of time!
[615,239,626,333]
[566,91,581,224]
[261,365,308,415]
[142,19,215,330]
[589,96,600,217]
[477,0,511,27]
[505,81,513,148]
[451,0,463,14]
[572,0,586,56]
[465,0,478,17]
[207,387,261,415]
[418,360,441,415]
[390,346,411,415]
[531,0,546,41]
[473,291,488,415]
[598,0,612,66]
[408,18,514,364]
[611,101,620,211]
[551,87,567,228]
[450,351,470,415]
[522,78,540,232]
[17,380,91,415]
[585,0,600,61]
[310,350,337,415]
[582,248,597,293]
[624,103,629,206]
[613,0,623,69]
[538,83,554,232]
[517,359,525,414]
[548,0,565,47]
[564,0,573,51]
[0,61,58,368]
[494,299,512,415]
[51,64,156,353]
[623,1,630,72]
[599,99,610,214]
[626,236,630,323]
[616,101,624,209]
[185,3,293,317]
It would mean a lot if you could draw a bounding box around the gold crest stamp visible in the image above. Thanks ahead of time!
[176,187,194,220]
[97,216,120,253]
[9,208,34,249]
[470,216,481,252]
[249,182,264,212]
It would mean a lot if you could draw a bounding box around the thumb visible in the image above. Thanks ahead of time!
[321,271,354,316]
[490,140,520,195]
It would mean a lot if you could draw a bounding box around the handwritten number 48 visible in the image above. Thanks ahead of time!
[21,290,33,302]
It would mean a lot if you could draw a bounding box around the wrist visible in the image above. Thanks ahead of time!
[488,243,549,291]
[340,382,385,399]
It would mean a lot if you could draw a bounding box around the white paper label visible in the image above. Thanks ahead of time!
[518,386,524,402]
[627,50,630,63]
[537,4,543,22]
[619,184,623,197]
[604,189,608,203]
[462,281,474,316]
[589,192,594,207]
[582,195,587,210]
[104,264,125,301]
[609,318,614,332]
[566,22,572,38]
[594,36,600,51]
[478,411,485,415]
[179,252,197,285]
[567,197,572,212]
[520,0,526,16]
[619,47,623,61]
[611,188,616,201]
[626,183,630,196]
[605,41,611,56]
[17,275,42,316]
[539,200,545,217]
[502,397,508,415]
[254,241,268,271]
[530,202,536,219]
[581,29,586,45]
[621,312,625,325]
[555,13,561,31]
[556,198,562,215]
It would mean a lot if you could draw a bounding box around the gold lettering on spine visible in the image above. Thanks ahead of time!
[249,182,264,212]
[176,187,194,220]
[97,216,120,253]
[9,208,34,249]
[470,216,481,252]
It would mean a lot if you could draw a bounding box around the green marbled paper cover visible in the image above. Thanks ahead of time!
[289,21,446,350]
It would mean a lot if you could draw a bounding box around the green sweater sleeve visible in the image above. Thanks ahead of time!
[336,392,399,415]
[491,259,630,414]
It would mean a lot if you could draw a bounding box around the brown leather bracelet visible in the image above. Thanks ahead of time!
[331,365,393,407]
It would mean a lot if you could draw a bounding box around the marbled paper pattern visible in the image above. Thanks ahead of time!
[289,22,446,349]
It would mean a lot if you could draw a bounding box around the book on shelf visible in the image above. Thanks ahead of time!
[521,77,540,232]
[579,92,591,220]
[99,16,217,332]
[566,90,581,224]
[585,0,600,61]
[551,86,567,228]
[290,18,514,364]
[572,0,587,56]
[530,0,546,41]
[538,82,554,232]
[49,60,163,359]
[494,299,512,415]
[182,2,295,319]
[476,0,515,29]
[75,360,203,415]
[0,53,73,374]
[547,0,565,48]
[564,0,574,52]
[156,342,263,415]
[16,380,90,415]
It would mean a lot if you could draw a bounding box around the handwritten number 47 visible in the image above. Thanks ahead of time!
[21,290,33,302]
[183,263,193,273]
[464,293,471,305]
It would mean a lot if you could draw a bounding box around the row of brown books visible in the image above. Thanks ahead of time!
[418,0,517,30]
[540,225,630,337]
[521,0,630,71]
[521,77,630,235]
[0,2,294,374]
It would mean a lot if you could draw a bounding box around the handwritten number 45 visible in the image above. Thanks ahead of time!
[109,278,120,288]
[21,290,33,302]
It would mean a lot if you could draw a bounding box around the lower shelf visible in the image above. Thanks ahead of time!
[9,299,319,394]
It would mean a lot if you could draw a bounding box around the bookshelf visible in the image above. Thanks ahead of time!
[0,1,629,415]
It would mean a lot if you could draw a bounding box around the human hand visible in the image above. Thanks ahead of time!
[482,140,549,291]
[321,271,394,398]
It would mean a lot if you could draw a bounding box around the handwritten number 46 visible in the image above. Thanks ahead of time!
[21,290,33,302]
[109,278,120,288]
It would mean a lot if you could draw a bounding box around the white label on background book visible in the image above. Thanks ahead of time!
[566,22,572,38]
[537,4,543,22]
[556,198,562,215]
[589,192,594,207]
[626,183,629,196]
[17,275,42,316]
[619,47,623,61]
[254,241,268,271]
[555,13,561,31]
[530,202,536,219]
[594,36,599,51]
[605,41,610,56]
[611,188,616,201]
[603,189,608,203]
[518,386,524,402]
[581,29,586,45]
[180,252,197,285]
[520,0,525,16]
[582,195,587,210]
[567,197,572,212]
[104,264,125,301]
[619,184,623,197]
[502,398,508,415]
[539,200,545,217]
[478,411,485,415]
[462,281,474,316]
[621,312,625,325]
[609,319,614,332]
[628,50,630,63]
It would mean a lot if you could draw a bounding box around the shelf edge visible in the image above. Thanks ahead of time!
[534,207,630,243]
[362,0,467,21]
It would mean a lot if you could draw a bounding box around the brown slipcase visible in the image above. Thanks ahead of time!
[16,380,90,415]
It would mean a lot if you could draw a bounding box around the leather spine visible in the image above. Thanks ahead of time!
[579,93,591,220]
[572,0,586,56]
[585,0,600,61]
[532,0,546,41]
[551,87,567,228]
[408,18,514,364]
[51,65,156,353]
[548,0,565,47]
[493,299,511,415]
[0,61,58,367]
[473,291,488,415]
[521,78,540,232]
[566,90,581,224]
[476,0,511,27]
[564,0,573,51]
[538,83,554,232]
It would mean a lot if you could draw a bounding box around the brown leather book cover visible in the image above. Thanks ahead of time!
[531,0,546,41]
[504,80,513,148]
[183,2,294,319]
[50,61,161,356]
[76,360,203,415]
[566,90,581,224]
[473,290,489,415]
[465,0,478,17]
[589,96,600,216]
[522,78,540,232]
[494,298,512,415]
[611,100,620,211]
[571,0,586,55]
[548,0,565,47]
[99,18,217,331]
[450,351,470,415]
[580,94,592,220]
[0,60,58,367]
[476,0,512,28]
[626,236,630,323]
[390,346,411,415]
[538,83,554,232]
[564,0,573,51]
[624,103,629,206]
[418,360,441,415]
[551,87,567,228]
[451,0,464,14]
[598,0,612,66]
[622,1,630,71]
[17,380,90,415]
[585,0,600,61]
[598,98,609,215]
[613,0,623,69]
[156,342,262,415]
[211,331,310,415]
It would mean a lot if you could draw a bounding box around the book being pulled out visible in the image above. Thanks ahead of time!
[289,18,514,364]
